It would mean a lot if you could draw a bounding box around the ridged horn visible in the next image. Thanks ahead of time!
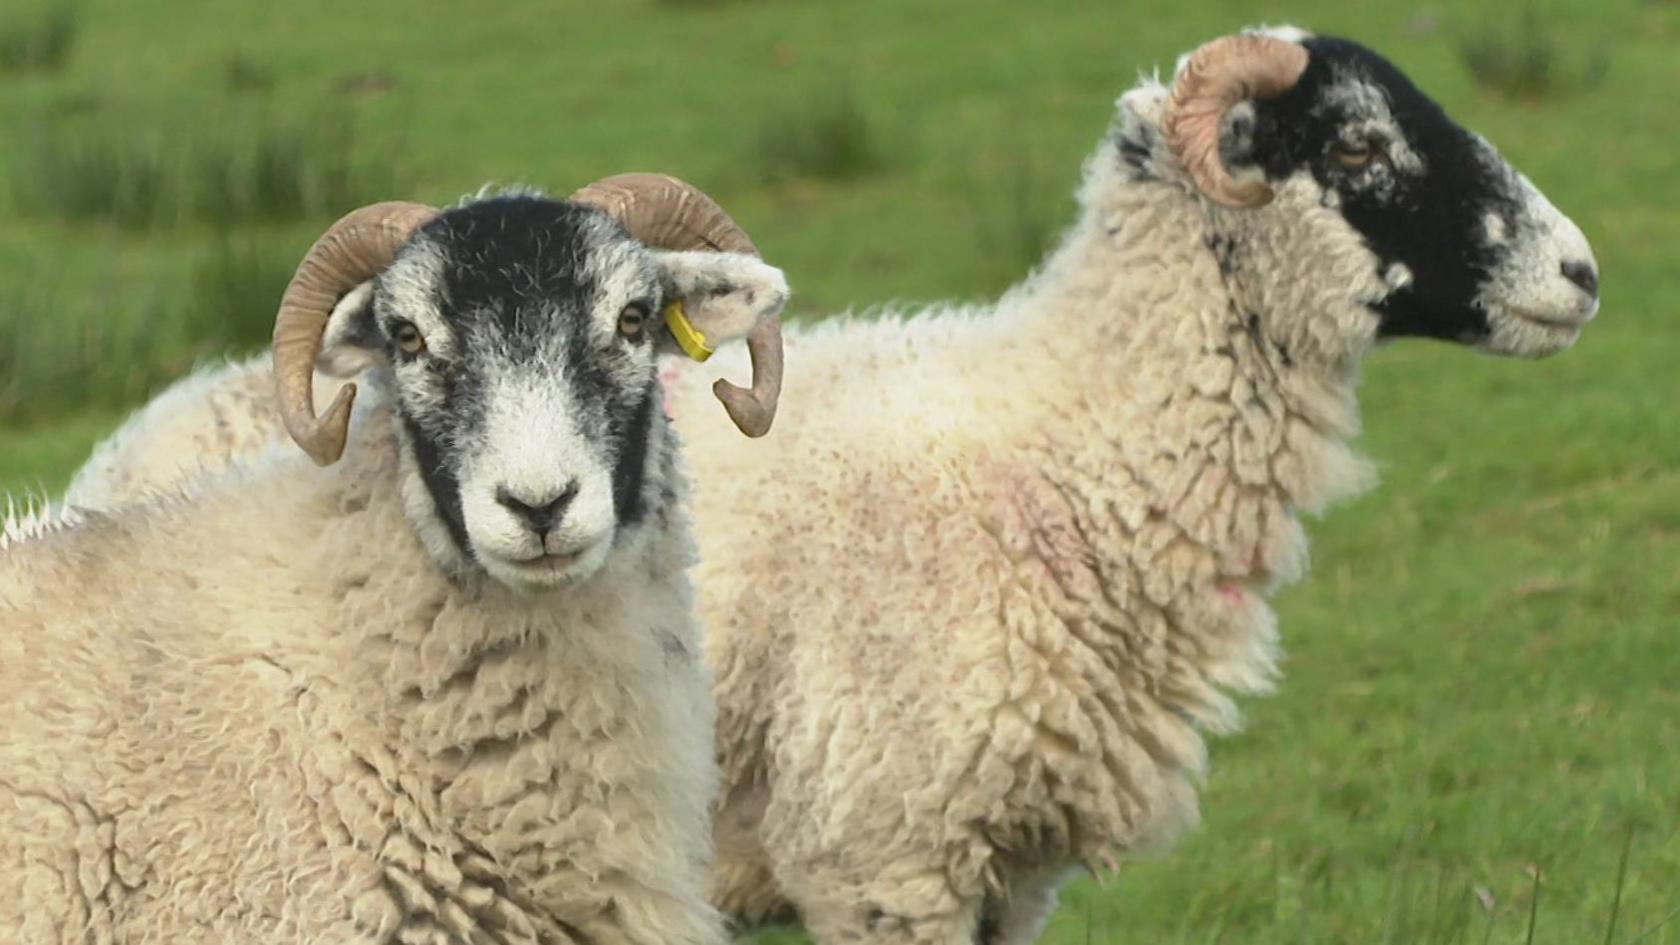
[571,172,782,437]
[1164,34,1310,208]
[272,202,438,465]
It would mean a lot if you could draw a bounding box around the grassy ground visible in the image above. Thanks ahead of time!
[2,0,1676,941]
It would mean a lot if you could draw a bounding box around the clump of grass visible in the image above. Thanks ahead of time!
[962,141,1068,290]
[1458,5,1609,102]
[336,70,397,98]
[0,239,293,424]
[178,235,299,349]
[754,85,888,182]
[188,110,402,227]
[0,2,77,76]
[8,104,406,230]
[20,132,172,228]
[0,277,162,422]
[223,53,275,94]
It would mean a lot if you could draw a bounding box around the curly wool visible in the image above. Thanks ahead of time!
[3,394,721,945]
[66,356,323,511]
[62,81,1474,945]
[666,104,1382,939]
[56,126,1381,942]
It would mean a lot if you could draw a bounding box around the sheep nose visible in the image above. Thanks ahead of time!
[1561,260,1598,299]
[496,481,579,535]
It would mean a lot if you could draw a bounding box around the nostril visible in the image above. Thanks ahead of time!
[1561,260,1598,298]
[496,480,579,534]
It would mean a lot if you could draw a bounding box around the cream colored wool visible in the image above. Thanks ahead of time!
[3,390,722,945]
[59,63,1594,945]
[677,122,1379,942]
[51,122,1380,941]
[68,356,321,510]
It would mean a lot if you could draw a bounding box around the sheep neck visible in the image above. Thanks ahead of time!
[974,165,1379,738]
[1013,164,1375,561]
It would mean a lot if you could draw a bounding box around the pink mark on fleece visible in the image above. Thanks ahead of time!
[659,366,682,420]
[1217,582,1247,605]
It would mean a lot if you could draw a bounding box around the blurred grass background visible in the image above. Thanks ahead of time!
[0,0,1675,941]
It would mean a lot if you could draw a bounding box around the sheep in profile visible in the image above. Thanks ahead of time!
[58,28,1600,945]
[1,175,789,944]
[676,27,1599,944]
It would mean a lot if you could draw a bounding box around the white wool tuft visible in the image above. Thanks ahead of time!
[1,494,81,549]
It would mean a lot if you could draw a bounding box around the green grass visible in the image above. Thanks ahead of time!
[7,102,403,230]
[1,0,1676,941]
[754,83,890,182]
[0,236,294,423]
[1459,2,1611,101]
[0,1,76,76]
[961,134,1069,291]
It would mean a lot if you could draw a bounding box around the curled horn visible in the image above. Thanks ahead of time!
[1164,34,1311,208]
[272,202,438,465]
[571,172,783,438]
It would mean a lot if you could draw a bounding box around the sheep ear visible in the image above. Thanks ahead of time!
[316,281,384,378]
[1116,84,1169,132]
[652,251,789,360]
[1216,99,1263,170]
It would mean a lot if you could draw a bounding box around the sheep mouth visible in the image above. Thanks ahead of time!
[1479,303,1592,359]
[488,535,611,590]
[1488,297,1598,331]
[1505,308,1594,330]
[514,550,584,569]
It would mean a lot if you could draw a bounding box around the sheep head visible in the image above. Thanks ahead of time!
[270,180,788,591]
[1130,27,1598,361]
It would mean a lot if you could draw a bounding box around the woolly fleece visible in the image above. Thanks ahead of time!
[3,392,722,945]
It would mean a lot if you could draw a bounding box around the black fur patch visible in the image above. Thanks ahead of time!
[1205,232,1239,278]
[335,293,382,351]
[1248,36,1521,345]
[427,199,606,339]
[976,906,1000,945]
[1118,135,1154,178]
[403,411,473,558]
[611,381,659,528]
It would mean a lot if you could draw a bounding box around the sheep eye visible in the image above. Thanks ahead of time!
[391,320,426,355]
[618,302,649,341]
[1331,142,1379,170]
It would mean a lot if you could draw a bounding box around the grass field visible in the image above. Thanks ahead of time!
[1,0,1676,941]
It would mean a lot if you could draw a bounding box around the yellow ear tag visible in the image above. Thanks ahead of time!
[663,299,715,362]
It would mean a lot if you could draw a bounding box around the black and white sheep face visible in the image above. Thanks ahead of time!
[1235,31,1598,357]
[1116,28,1598,363]
[321,196,787,592]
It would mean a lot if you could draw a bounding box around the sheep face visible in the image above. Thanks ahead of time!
[319,195,787,592]
[1258,33,1599,358]
[1120,29,1597,364]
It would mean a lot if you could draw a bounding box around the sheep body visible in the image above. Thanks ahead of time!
[1,391,715,941]
[5,186,802,945]
[648,37,1595,940]
[679,163,1367,936]
[3,396,719,944]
